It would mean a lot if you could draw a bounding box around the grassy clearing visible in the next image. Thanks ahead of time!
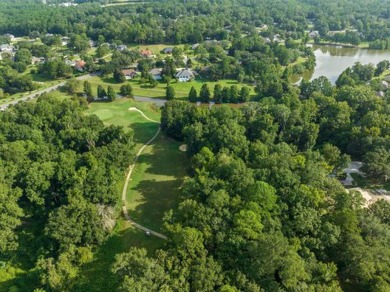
[0,77,64,106]
[128,43,186,55]
[87,75,256,100]
[126,133,188,231]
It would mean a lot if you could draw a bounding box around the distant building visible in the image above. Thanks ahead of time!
[117,45,127,51]
[175,68,196,82]
[308,30,320,38]
[121,69,137,80]
[65,59,76,67]
[381,80,389,89]
[140,49,154,58]
[162,47,173,54]
[75,60,86,72]
[191,43,200,50]
[0,44,14,53]
[89,40,97,48]
[273,34,282,42]
[31,56,45,65]
[149,68,162,80]
[376,91,385,97]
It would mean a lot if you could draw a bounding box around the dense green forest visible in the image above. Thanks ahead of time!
[0,0,389,46]
[0,96,134,290]
[0,0,390,290]
[122,75,390,290]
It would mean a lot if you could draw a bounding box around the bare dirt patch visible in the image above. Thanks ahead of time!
[348,187,390,208]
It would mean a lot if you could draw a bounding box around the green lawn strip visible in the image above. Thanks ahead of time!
[126,133,188,232]
[87,76,255,100]
[129,43,186,55]
[74,219,165,292]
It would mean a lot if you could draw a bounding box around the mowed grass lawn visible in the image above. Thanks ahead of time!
[86,99,188,232]
[126,133,188,231]
[86,98,188,232]
[87,75,256,100]
[76,99,187,290]
[85,98,160,147]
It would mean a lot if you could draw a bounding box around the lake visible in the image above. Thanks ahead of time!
[306,45,390,84]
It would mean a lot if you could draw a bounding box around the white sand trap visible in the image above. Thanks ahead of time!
[179,144,187,152]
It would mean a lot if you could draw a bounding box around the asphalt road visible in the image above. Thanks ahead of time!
[0,73,98,110]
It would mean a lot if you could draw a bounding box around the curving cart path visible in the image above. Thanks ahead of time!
[121,107,167,240]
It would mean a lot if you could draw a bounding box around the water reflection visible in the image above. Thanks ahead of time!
[309,44,390,83]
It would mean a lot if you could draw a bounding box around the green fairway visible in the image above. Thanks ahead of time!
[126,133,188,231]
[85,99,160,146]
[75,99,187,290]
[86,99,188,231]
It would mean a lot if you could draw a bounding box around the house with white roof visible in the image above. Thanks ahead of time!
[175,68,196,82]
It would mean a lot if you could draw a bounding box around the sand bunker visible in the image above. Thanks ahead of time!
[179,144,187,152]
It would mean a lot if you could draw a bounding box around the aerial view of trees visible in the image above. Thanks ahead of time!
[155,83,390,289]
[0,0,389,290]
[0,96,134,290]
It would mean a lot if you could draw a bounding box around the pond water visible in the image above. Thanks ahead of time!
[308,44,390,83]
[134,96,166,107]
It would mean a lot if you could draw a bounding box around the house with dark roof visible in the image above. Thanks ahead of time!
[162,47,173,54]
[308,31,320,38]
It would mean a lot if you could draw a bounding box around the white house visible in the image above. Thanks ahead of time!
[175,68,196,82]
[0,44,14,53]
[381,80,389,89]
[308,31,320,38]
